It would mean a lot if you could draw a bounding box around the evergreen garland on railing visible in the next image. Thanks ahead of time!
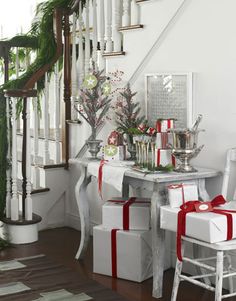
[0,0,85,219]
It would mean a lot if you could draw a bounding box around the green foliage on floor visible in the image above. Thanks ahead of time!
[0,0,85,218]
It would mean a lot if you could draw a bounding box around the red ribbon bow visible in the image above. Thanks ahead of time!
[177,195,236,261]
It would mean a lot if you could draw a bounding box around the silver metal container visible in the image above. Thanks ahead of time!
[168,129,204,173]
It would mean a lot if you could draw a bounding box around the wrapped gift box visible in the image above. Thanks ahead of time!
[93,225,152,282]
[168,183,198,208]
[156,119,175,133]
[102,197,151,230]
[155,132,171,149]
[160,202,236,243]
[156,149,176,167]
[103,145,126,161]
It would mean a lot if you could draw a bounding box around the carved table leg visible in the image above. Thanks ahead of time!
[75,165,92,260]
[151,183,167,298]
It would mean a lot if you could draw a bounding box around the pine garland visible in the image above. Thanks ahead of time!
[0,0,86,221]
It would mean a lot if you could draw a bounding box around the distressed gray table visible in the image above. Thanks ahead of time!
[70,158,220,299]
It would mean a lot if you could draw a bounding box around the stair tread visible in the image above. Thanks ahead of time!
[119,24,144,32]
[17,179,50,195]
[103,51,126,57]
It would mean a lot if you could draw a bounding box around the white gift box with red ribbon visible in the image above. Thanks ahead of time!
[93,225,152,282]
[168,183,198,208]
[160,202,236,243]
[156,149,176,167]
[156,119,175,133]
[102,197,151,230]
[155,133,171,149]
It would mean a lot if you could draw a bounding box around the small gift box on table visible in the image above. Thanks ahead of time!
[168,183,198,208]
[102,145,126,161]
[156,149,176,167]
[102,197,151,230]
[93,225,152,282]
[156,119,175,133]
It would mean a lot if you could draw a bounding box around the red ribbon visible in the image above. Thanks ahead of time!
[156,121,162,133]
[167,119,172,129]
[98,160,108,198]
[109,197,149,230]
[157,149,161,166]
[171,155,176,167]
[111,229,119,278]
[177,195,236,261]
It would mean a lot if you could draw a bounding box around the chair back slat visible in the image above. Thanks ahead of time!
[221,148,236,200]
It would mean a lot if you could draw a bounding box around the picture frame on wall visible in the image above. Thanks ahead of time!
[145,72,193,129]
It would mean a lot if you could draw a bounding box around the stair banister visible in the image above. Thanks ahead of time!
[113,0,122,52]
[4,88,37,221]
[106,0,113,52]
[78,1,85,85]
[85,0,91,74]
[98,0,105,69]
[71,12,78,121]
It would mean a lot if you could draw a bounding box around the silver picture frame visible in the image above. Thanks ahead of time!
[145,72,193,128]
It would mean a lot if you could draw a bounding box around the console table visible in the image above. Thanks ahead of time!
[70,158,220,299]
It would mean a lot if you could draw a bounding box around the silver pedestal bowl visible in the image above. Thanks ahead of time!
[168,129,204,173]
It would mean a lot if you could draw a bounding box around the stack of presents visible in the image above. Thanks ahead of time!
[161,183,236,258]
[102,118,176,167]
[93,197,152,282]
[155,119,176,168]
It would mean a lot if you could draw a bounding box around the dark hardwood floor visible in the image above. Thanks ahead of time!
[0,227,233,301]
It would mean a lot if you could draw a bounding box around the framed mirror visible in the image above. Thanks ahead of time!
[145,72,193,128]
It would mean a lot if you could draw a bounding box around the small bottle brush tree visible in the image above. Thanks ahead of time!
[115,83,146,136]
[75,66,112,140]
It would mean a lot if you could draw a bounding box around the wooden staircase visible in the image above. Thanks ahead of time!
[0,0,154,235]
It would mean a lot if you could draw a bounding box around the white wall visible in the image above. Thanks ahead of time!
[68,0,236,255]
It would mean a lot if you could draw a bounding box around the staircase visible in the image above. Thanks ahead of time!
[0,0,167,236]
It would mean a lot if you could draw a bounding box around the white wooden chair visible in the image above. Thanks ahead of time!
[171,148,236,301]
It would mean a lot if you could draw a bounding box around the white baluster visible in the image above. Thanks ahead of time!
[131,0,140,25]
[25,99,32,220]
[71,12,78,121]
[106,0,113,52]
[11,98,19,221]
[6,97,11,218]
[85,0,90,74]
[78,1,85,85]
[98,0,105,69]
[54,62,61,164]
[112,0,122,52]
[43,73,50,165]
[122,0,131,27]
[33,86,40,189]
[92,0,98,67]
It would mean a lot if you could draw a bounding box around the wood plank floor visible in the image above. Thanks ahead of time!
[0,227,233,301]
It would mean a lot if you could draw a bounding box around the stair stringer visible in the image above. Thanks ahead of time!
[31,167,69,230]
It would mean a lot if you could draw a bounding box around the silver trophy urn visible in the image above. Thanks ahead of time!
[168,115,204,173]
